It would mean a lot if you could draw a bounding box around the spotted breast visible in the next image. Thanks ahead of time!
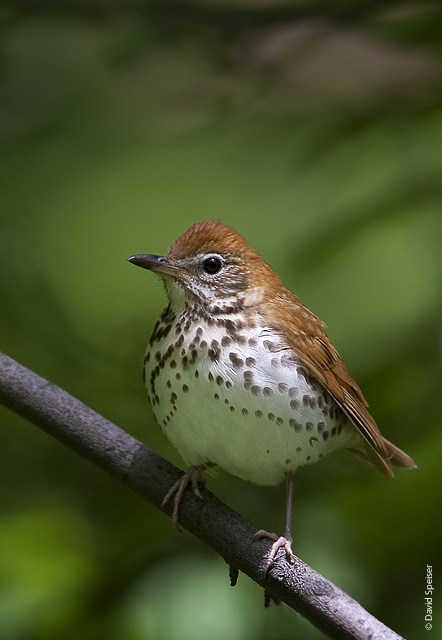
[144,302,355,486]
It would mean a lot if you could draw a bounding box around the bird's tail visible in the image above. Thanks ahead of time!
[347,437,416,477]
[383,437,417,470]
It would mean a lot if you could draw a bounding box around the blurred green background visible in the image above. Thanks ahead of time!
[0,2,441,639]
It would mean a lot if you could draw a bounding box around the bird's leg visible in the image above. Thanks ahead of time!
[162,462,215,529]
[253,473,296,572]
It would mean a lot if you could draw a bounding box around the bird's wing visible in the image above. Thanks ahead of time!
[263,297,393,476]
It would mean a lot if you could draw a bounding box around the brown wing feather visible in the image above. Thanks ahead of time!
[262,295,393,475]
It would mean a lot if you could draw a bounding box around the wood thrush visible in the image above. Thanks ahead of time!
[128,220,416,569]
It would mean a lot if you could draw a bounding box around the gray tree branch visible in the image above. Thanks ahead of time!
[0,351,403,640]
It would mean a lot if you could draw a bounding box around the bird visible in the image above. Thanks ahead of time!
[128,220,416,569]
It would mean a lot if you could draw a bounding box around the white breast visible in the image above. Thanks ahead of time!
[145,314,355,486]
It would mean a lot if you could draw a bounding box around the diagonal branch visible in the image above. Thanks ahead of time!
[0,352,403,640]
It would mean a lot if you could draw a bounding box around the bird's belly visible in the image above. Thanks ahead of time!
[145,323,355,486]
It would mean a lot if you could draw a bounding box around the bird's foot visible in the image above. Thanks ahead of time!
[162,465,207,529]
[253,530,296,574]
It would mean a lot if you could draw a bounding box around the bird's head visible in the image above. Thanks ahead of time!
[128,220,282,312]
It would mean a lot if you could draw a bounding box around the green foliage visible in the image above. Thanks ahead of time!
[1,7,441,639]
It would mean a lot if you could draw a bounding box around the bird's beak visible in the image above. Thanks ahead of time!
[127,254,180,277]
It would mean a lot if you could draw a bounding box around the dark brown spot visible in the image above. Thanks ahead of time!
[306,422,314,432]
[208,372,214,382]
[309,436,318,446]
[221,336,231,347]
[331,426,337,436]
[263,387,273,397]
[216,375,224,386]
[290,399,300,410]
[303,395,310,406]
[170,360,177,369]
[182,356,188,368]
[214,393,219,400]
[288,387,298,398]
[224,398,229,405]
[175,372,181,380]
[241,408,248,415]
[144,352,150,363]
[170,392,177,404]
[196,327,203,336]
[200,340,207,349]
[255,410,263,418]
[278,383,288,393]
[267,413,275,421]
[230,406,235,412]
[182,384,189,393]
[296,365,308,379]
[296,447,302,452]
[306,455,311,461]
[251,385,261,396]
[166,379,171,388]
[317,422,325,433]
[276,417,284,425]
[289,419,301,432]
[244,371,253,381]
[245,357,256,367]
[248,337,257,347]
[195,370,199,378]
[208,347,220,361]
[271,358,280,368]
[263,340,279,352]
[322,431,329,441]
[226,380,232,389]
[285,458,291,464]
[225,319,236,333]
[229,352,244,368]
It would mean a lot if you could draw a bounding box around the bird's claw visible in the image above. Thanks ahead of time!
[162,466,206,528]
[253,530,296,574]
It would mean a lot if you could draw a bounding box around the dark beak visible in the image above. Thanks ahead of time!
[127,254,180,276]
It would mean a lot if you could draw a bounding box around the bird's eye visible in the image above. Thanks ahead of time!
[202,256,223,275]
